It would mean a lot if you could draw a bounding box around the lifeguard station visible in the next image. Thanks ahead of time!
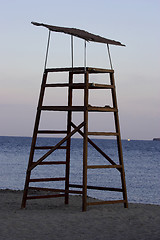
[21,22,128,211]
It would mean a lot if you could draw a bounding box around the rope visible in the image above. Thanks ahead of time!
[106,44,113,70]
[44,30,51,71]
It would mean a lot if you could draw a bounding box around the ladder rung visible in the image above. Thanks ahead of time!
[40,106,85,111]
[87,165,122,169]
[45,83,114,89]
[45,83,69,87]
[45,83,85,89]
[44,83,113,89]
[89,84,114,89]
[36,161,67,165]
[87,199,125,206]
[37,130,67,134]
[87,67,114,73]
[67,189,83,194]
[88,132,119,136]
[28,187,62,192]
[69,184,123,192]
[45,67,114,73]
[28,187,82,194]
[40,106,117,112]
[35,146,67,150]
[88,106,117,112]
[30,177,66,182]
[27,194,65,200]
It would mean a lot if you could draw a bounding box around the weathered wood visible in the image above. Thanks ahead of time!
[65,72,73,204]
[44,83,114,89]
[88,132,119,136]
[87,165,122,169]
[38,161,67,165]
[32,22,125,46]
[37,130,67,134]
[28,187,82,194]
[110,72,128,208]
[30,177,66,182]
[35,146,67,150]
[40,105,117,112]
[87,200,125,206]
[87,106,117,112]
[45,67,114,73]
[28,187,63,192]
[69,184,123,192]
[45,83,69,87]
[21,72,48,209]
[40,106,85,111]
[27,194,65,200]
[82,71,89,212]
[89,84,114,89]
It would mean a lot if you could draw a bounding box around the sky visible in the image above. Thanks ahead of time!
[0,0,160,140]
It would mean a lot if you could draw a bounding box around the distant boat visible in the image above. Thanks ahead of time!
[153,138,160,141]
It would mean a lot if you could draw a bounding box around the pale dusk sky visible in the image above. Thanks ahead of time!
[0,0,160,140]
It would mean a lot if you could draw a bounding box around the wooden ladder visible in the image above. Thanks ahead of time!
[21,67,128,211]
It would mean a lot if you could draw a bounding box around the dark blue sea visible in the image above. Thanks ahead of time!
[0,136,159,205]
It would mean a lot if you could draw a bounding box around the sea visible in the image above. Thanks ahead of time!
[0,136,159,205]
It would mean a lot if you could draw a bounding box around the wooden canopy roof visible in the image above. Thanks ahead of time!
[31,22,125,47]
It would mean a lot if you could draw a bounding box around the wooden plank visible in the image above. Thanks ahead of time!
[67,190,83,194]
[28,187,62,192]
[38,161,67,165]
[87,106,117,112]
[45,67,114,73]
[87,165,122,169]
[43,83,114,90]
[29,121,85,171]
[87,200,125,206]
[37,130,67,134]
[88,132,119,136]
[45,83,113,89]
[89,84,114,89]
[30,177,66,182]
[40,106,117,112]
[45,83,69,87]
[45,83,85,89]
[35,146,67,150]
[40,106,85,111]
[69,184,123,192]
[28,187,82,194]
[87,68,114,73]
[27,194,65,200]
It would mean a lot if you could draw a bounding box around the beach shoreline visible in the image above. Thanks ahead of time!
[0,189,159,240]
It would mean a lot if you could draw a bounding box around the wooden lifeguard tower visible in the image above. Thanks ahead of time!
[21,22,128,211]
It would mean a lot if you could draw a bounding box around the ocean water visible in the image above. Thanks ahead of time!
[0,136,159,205]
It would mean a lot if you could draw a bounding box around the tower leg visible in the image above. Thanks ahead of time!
[21,72,48,208]
[110,72,128,208]
[82,71,89,211]
[65,72,73,204]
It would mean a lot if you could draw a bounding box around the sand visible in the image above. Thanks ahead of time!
[0,190,159,240]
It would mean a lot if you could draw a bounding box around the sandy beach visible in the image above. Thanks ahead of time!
[0,190,159,240]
